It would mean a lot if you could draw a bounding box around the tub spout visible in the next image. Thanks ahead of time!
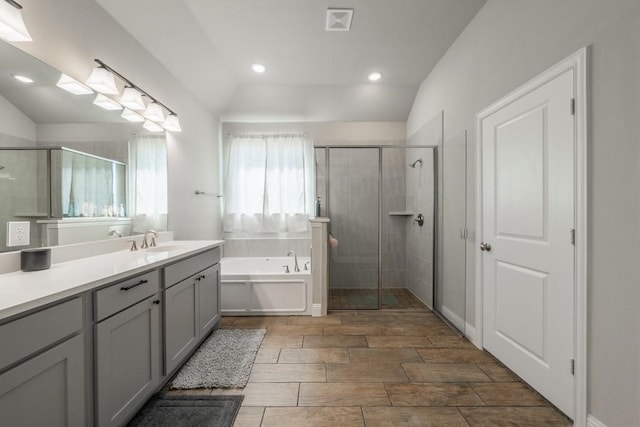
[287,250,300,272]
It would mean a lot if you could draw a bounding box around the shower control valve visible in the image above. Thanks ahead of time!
[413,214,424,227]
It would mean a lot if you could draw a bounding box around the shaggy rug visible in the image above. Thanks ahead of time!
[127,395,243,427]
[170,328,266,389]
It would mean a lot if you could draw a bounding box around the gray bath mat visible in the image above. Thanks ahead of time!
[127,394,243,427]
[171,328,266,389]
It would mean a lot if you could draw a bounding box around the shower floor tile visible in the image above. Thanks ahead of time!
[329,288,428,310]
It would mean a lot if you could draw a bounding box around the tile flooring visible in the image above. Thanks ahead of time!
[329,288,428,310]
[166,311,572,426]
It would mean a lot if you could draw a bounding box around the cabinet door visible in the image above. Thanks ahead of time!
[95,295,161,427]
[198,264,220,336]
[0,333,85,427]
[164,277,198,374]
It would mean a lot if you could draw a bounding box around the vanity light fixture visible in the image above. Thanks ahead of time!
[143,120,163,133]
[12,74,33,83]
[121,108,145,123]
[85,65,119,94]
[119,87,145,110]
[87,59,181,132]
[162,114,181,132]
[367,71,382,82]
[251,63,266,73]
[143,102,165,122]
[93,93,122,111]
[56,74,93,95]
[0,0,32,42]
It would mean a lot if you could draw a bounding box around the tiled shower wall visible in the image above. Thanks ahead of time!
[405,112,442,308]
[327,148,379,289]
[381,148,407,288]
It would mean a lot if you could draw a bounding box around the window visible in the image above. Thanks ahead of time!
[128,135,168,233]
[223,134,314,233]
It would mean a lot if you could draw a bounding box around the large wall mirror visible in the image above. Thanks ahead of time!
[0,40,167,252]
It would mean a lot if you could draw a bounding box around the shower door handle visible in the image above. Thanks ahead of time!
[480,242,492,252]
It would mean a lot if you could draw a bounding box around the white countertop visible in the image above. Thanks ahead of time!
[0,240,224,322]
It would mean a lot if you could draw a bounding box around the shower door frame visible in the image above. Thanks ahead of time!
[318,145,438,311]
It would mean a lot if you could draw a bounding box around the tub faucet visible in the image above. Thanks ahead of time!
[287,250,300,272]
[107,230,122,238]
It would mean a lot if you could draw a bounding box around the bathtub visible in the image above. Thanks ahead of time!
[220,257,312,316]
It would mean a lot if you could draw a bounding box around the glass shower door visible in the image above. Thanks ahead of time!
[327,148,380,310]
[436,131,467,332]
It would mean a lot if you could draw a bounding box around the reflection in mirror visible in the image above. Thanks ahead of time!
[0,41,167,252]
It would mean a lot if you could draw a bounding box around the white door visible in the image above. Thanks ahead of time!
[480,69,575,417]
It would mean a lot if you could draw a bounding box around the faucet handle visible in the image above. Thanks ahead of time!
[128,240,138,251]
[304,261,311,271]
[282,265,290,273]
[150,236,157,247]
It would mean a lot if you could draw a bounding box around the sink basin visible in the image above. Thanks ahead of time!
[145,245,186,253]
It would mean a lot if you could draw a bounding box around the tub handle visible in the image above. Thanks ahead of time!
[282,265,290,273]
[304,261,311,271]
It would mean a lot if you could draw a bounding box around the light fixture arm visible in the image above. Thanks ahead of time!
[93,59,177,116]
[4,0,23,10]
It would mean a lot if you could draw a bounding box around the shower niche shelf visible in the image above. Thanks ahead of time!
[388,211,415,216]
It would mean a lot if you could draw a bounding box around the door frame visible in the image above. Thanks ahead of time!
[474,47,588,424]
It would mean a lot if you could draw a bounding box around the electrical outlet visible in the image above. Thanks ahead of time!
[7,221,30,247]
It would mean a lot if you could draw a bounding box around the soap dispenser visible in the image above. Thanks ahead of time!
[315,196,321,217]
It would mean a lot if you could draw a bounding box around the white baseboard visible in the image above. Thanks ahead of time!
[587,415,607,427]
[464,322,477,346]
[312,303,322,317]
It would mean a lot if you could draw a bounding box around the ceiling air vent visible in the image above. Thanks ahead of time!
[325,8,354,31]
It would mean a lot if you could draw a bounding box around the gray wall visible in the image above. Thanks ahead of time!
[407,1,640,425]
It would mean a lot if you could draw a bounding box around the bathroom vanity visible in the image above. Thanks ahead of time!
[0,240,223,427]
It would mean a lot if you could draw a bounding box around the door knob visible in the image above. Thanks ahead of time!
[480,242,492,252]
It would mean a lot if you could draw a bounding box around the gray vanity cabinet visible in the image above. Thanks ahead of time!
[164,274,198,374]
[0,298,86,427]
[94,272,161,427]
[198,263,220,336]
[163,248,220,376]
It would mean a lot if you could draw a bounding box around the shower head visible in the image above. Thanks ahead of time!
[409,159,423,168]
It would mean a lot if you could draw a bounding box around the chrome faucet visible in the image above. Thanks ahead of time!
[107,230,122,238]
[287,250,300,272]
[141,230,158,249]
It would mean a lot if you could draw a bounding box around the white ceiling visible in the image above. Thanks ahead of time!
[95,0,486,122]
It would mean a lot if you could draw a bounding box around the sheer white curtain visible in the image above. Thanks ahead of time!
[224,134,314,233]
[129,135,168,233]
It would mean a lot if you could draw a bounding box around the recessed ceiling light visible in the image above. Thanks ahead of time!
[252,64,266,74]
[367,72,382,82]
[13,74,33,84]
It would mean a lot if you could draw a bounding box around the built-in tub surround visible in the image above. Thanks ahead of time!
[221,256,312,316]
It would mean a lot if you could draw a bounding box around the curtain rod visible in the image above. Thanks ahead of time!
[226,132,309,138]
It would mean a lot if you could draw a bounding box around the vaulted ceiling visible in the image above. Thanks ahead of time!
[96,0,486,122]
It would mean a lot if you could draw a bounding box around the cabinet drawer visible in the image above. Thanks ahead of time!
[95,271,159,321]
[164,247,220,288]
[0,297,83,370]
